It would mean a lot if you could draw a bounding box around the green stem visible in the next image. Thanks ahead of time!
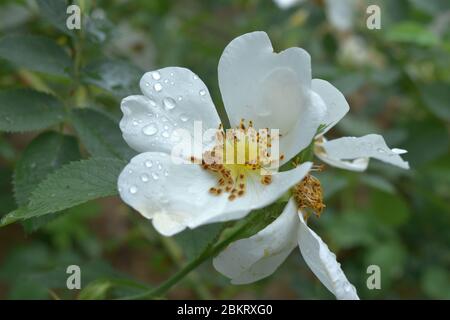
[119,216,256,300]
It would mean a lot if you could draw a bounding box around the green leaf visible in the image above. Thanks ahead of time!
[420,82,450,121]
[402,119,449,167]
[370,190,411,226]
[78,279,112,300]
[14,131,80,206]
[0,35,72,76]
[36,0,74,36]
[1,158,127,226]
[174,223,224,260]
[82,59,142,97]
[70,108,136,160]
[386,22,439,46]
[13,131,81,231]
[0,89,66,132]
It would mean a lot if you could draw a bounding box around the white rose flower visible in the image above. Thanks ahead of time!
[117,31,327,236]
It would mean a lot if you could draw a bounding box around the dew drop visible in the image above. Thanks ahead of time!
[129,186,138,194]
[151,172,159,180]
[177,96,183,101]
[163,170,169,177]
[163,97,176,110]
[193,75,199,80]
[142,124,157,136]
[132,120,138,126]
[145,160,153,168]
[199,89,206,96]
[162,131,170,138]
[151,71,161,80]
[141,174,149,182]
[180,113,189,122]
[154,83,162,92]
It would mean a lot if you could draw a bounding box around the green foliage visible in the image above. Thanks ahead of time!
[1,158,126,226]
[174,223,224,261]
[70,108,135,160]
[0,89,66,132]
[13,131,80,206]
[420,83,450,121]
[0,35,72,76]
[13,131,81,231]
[36,0,74,36]
[81,59,142,97]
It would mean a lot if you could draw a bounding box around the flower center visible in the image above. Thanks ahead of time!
[192,119,284,201]
[293,168,325,219]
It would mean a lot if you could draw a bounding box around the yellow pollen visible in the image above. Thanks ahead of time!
[293,173,325,219]
[199,119,282,201]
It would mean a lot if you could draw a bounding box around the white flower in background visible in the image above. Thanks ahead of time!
[274,0,358,32]
[117,31,326,236]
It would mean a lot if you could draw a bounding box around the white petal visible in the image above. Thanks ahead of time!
[321,134,410,170]
[315,137,368,171]
[200,162,312,226]
[120,67,221,154]
[316,151,369,172]
[117,152,227,236]
[312,79,349,135]
[298,212,359,300]
[213,198,300,284]
[218,32,315,135]
[279,90,326,166]
[118,153,311,235]
[325,0,356,32]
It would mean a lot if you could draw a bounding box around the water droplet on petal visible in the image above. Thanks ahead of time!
[177,96,183,101]
[151,172,159,180]
[163,170,169,177]
[163,97,176,110]
[141,174,149,182]
[145,160,153,168]
[129,186,138,194]
[180,114,189,122]
[154,83,162,92]
[132,120,138,126]
[142,124,157,136]
[151,71,161,80]
[162,131,170,138]
[199,89,206,96]
[193,75,199,80]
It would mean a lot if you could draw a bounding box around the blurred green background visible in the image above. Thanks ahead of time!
[0,0,449,299]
